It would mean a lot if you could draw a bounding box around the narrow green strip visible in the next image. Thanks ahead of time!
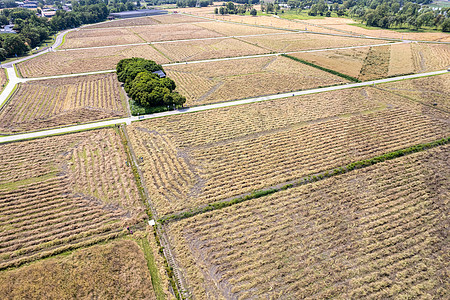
[159,137,449,224]
[281,53,360,82]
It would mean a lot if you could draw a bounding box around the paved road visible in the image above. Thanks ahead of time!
[17,41,400,82]
[0,67,26,108]
[0,29,74,68]
[1,69,447,144]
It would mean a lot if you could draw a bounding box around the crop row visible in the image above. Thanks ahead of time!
[166,144,449,298]
[130,106,448,216]
[0,74,125,133]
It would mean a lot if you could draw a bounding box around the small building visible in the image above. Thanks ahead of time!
[22,3,37,8]
[0,25,17,34]
[152,70,166,78]
[42,10,57,18]
[109,9,168,19]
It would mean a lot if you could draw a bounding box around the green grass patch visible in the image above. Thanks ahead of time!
[0,171,57,191]
[349,22,442,33]
[129,99,181,116]
[281,53,360,82]
[159,136,450,224]
[135,236,165,300]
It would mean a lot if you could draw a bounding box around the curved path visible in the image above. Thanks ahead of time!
[0,69,447,144]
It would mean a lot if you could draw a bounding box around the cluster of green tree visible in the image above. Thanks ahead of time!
[117,58,186,109]
[0,9,51,59]
[357,2,450,31]
[176,0,212,8]
[214,2,255,15]
[282,0,450,32]
[0,0,144,60]
[260,2,286,14]
[0,0,18,9]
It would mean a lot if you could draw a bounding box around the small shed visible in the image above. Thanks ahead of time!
[152,70,166,78]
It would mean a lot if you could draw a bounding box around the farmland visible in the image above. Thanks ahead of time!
[1,10,449,300]
[166,144,449,299]
[165,55,347,106]
[377,73,450,111]
[290,42,450,80]
[0,73,126,133]
[237,32,385,52]
[0,129,145,270]
[60,28,145,49]
[0,240,156,299]
[85,16,161,29]
[17,44,170,77]
[194,21,287,36]
[127,87,449,216]
[129,23,222,43]
[153,37,268,62]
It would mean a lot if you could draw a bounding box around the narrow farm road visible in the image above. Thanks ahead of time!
[0,67,26,108]
[18,41,402,82]
[0,29,74,68]
[0,69,447,144]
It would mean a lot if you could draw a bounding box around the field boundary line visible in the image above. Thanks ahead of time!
[121,126,188,299]
[0,69,447,144]
[282,53,360,82]
[21,41,399,81]
[158,137,450,224]
[375,86,450,114]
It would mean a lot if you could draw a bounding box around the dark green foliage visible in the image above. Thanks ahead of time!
[117,57,163,83]
[117,57,186,110]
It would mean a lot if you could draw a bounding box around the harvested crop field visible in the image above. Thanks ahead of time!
[326,24,450,42]
[127,87,449,216]
[378,73,450,112]
[237,33,384,52]
[17,44,170,77]
[129,23,222,42]
[60,28,144,49]
[290,42,450,80]
[150,13,208,24]
[194,21,287,36]
[0,69,7,92]
[84,16,161,29]
[0,240,156,299]
[0,73,126,133]
[166,144,449,299]
[208,14,343,34]
[0,129,145,269]
[153,37,268,62]
[165,55,347,106]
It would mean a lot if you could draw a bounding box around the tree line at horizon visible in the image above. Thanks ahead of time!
[0,0,141,60]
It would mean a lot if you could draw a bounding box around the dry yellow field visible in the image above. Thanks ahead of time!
[17,44,170,77]
[166,55,347,106]
[325,23,450,42]
[0,69,7,91]
[0,73,126,133]
[238,32,384,52]
[205,14,344,34]
[0,240,156,299]
[129,23,222,42]
[378,73,450,111]
[60,28,144,49]
[127,87,449,217]
[194,21,287,36]
[291,43,450,80]
[150,13,208,24]
[84,16,161,29]
[153,37,268,62]
[166,144,449,299]
[0,129,145,269]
